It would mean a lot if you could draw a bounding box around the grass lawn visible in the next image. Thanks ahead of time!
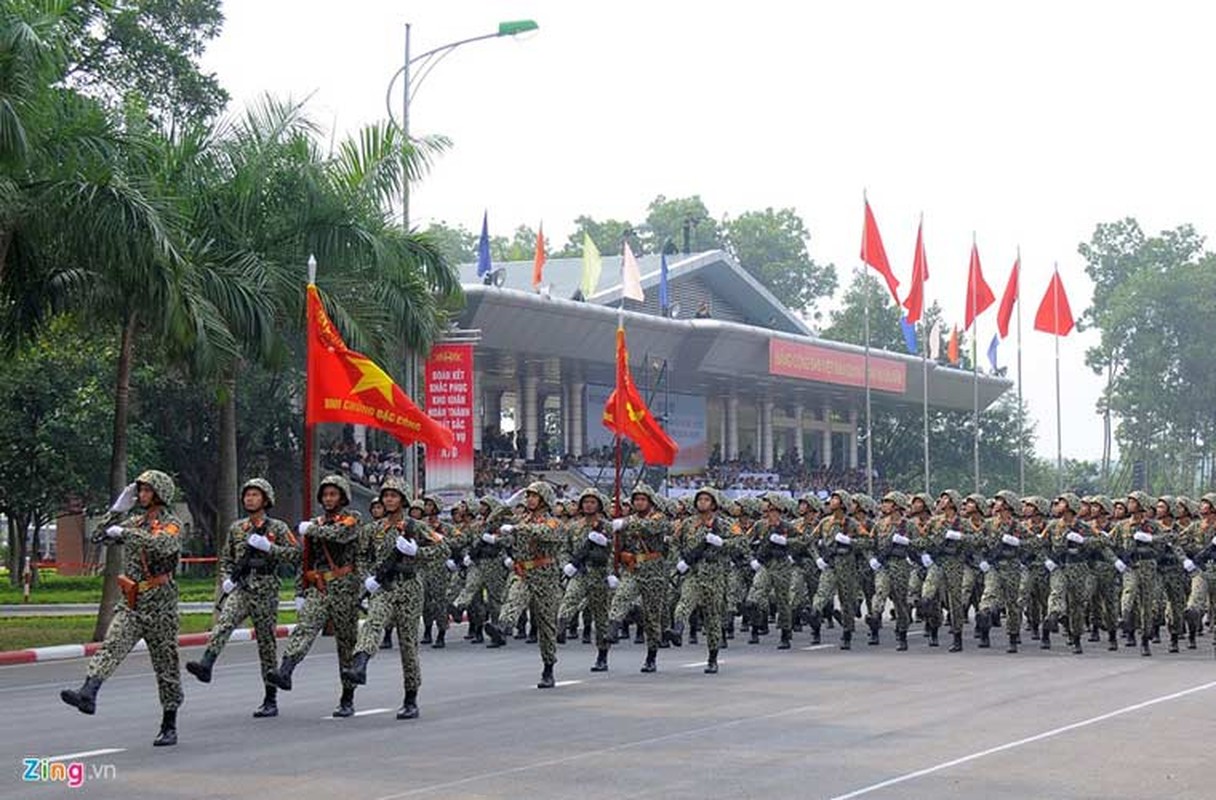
[0,573,296,604]
[0,611,301,651]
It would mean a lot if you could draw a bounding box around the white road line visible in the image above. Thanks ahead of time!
[371,701,820,800]
[321,707,391,720]
[800,644,833,651]
[681,660,725,667]
[42,748,125,762]
[827,678,1216,800]
[552,680,583,687]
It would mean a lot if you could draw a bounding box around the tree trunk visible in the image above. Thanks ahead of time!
[92,313,137,642]
[29,516,44,589]
[11,511,30,588]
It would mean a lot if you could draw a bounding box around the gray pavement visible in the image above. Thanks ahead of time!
[3,603,292,617]
[2,623,1215,799]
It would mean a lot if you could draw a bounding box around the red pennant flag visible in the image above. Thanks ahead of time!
[531,223,546,289]
[602,325,678,466]
[964,242,995,331]
[902,219,929,324]
[860,199,900,303]
[305,285,454,450]
[1034,268,1075,337]
[996,256,1019,339]
[947,325,960,365]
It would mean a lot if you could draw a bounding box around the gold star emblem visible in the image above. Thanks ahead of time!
[625,401,646,423]
[348,356,395,402]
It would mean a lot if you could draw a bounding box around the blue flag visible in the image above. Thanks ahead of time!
[476,211,491,277]
[900,316,918,355]
[987,333,1000,372]
[659,253,669,313]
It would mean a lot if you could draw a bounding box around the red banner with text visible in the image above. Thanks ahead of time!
[769,339,907,394]
[424,344,475,498]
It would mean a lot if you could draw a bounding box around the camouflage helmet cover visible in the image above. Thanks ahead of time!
[524,481,556,511]
[694,487,724,511]
[1021,495,1049,517]
[993,490,1020,512]
[1089,494,1115,516]
[1056,492,1082,515]
[939,489,963,511]
[136,469,175,506]
[797,493,823,514]
[379,476,410,502]
[317,474,352,506]
[241,477,275,509]
[882,491,910,511]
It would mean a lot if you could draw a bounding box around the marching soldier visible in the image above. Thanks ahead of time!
[976,490,1032,653]
[455,497,513,646]
[266,474,362,717]
[1182,493,1216,654]
[186,478,298,718]
[745,493,799,650]
[922,490,975,653]
[868,491,915,650]
[420,495,454,648]
[1113,491,1162,656]
[789,494,824,641]
[556,488,617,672]
[60,470,184,747]
[607,484,671,672]
[811,491,863,649]
[1041,493,1099,653]
[1086,495,1122,651]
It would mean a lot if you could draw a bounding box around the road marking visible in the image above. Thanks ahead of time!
[552,680,583,687]
[827,678,1216,800]
[680,660,726,667]
[43,748,125,762]
[321,707,390,720]
[800,644,833,651]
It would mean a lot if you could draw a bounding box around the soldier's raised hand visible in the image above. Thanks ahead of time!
[110,483,138,514]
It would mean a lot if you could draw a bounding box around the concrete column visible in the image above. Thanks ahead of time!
[762,399,775,470]
[570,381,585,457]
[718,399,728,462]
[822,402,833,468]
[754,403,762,465]
[523,371,539,461]
[485,389,503,440]
[727,396,739,460]
[848,407,859,470]
[794,403,805,463]
[472,367,483,452]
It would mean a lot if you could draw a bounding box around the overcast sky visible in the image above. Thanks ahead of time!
[202,1,1216,462]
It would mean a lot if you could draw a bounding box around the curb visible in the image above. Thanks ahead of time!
[0,624,298,666]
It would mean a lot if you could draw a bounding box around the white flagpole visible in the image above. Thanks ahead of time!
[971,234,980,494]
[862,193,873,497]
[1053,263,1063,493]
[922,320,930,496]
[1016,247,1025,496]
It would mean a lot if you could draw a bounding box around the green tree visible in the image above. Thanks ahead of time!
[642,194,722,255]
[554,214,636,258]
[423,220,477,265]
[723,207,837,317]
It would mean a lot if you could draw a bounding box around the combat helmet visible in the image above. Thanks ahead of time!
[241,477,275,509]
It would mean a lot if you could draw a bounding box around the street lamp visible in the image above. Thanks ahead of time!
[386,20,539,494]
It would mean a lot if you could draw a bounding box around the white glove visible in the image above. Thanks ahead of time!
[769,533,787,546]
[1211,535,1216,546]
[247,533,272,552]
[1114,559,1127,574]
[364,575,381,595]
[482,532,498,544]
[920,553,934,568]
[445,558,458,572]
[503,556,514,568]
[834,533,852,545]
[1001,533,1021,547]
[1044,559,1057,572]
[1066,531,1085,544]
[294,596,306,613]
[892,534,911,546]
[606,574,620,590]
[1133,531,1153,543]
[705,533,724,547]
[297,520,313,536]
[979,560,991,573]
[945,530,963,541]
[676,559,690,574]
[563,563,578,578]
[110,483,138,513]
[500,524,516,534]
[587,531,609,547]
[750,559,762,572]
[868,557,882,572]
[221,578,236,594]
[395,535,417,556]
[104,524,125,540]
[462,554,473,568]
[815,557,829,571]
[1184,558,1197,573]
[611,518,625,532]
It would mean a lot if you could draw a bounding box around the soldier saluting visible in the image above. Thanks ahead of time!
[185,478,298,718]
[60,470,184,747]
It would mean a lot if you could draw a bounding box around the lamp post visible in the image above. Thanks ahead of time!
[388,20,539,495]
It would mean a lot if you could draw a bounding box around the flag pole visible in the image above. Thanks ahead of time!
[1016,247,1025,496]
[971,234,980,494]
[615,244,627,516]
[1053,263,1063,493]
[304,255,317,519]
[862,193,873,498]
[922,321,930,496]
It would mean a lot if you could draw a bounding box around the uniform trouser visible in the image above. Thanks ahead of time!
[908,568,925,615]
[674,565,726,651]
[456,561,509,623]
[979,563,1023,634]
[497,569,560,665]
[923,559,966,634]
[1020,567,1046,629]
[203,577,280,675]
[559,567,612,649]
[421,562,450,632]
[355,576,424,693]
[873,562,912,633]
[728,567,749,615]
[1159,566,1187,635]
[446,569,466,609]
[747,562,794,631]
[1185,567,1216,622]
[1120,562,1157,636]
[1090,564,1120,632]
[961,565,980,614]
[611,564,667,649]
[1047,563,1090,637]
[814,559,860,632]
[282,577,360,691]
[790,565,820,619]
[88,590,182,711]
[859,567,877,617]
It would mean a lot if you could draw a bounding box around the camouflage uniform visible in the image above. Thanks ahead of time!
[557,489,616,668]
[609,484,671,670]
[1112,492,1164,655]
[921,491,976,652]
[1182,495,1216,652]
[869,492,915,649]
[976,491,1034,652]
[455,498,513,641]
[1019,497,1051,638]
[788,495,823,632]
[666,488,739,672]
[1041,494,1101,652]
[745,493,799,648]
[1153,498,1189,652]
[812,492,864,649]
[61,470,184,747]
[1086,495,1122,650]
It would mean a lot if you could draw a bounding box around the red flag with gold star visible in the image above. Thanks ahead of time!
[305,284,454,449]
[602,324,678,466]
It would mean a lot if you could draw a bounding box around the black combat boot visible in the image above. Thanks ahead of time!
[528,620,540,644]
[866,616,881,646]
[1007,633,1019,654]
[484,621,507,648]
[590,648,609,672]
[60,676,102,715]
[948,631,963,652]
[689,617,699,645]
[840,630,853,651]
[748,607,762,644]
[1071,635,1083,655]
[266,654,300,691]
[580,620,591,645]
[332,686,355,717]
[634,625,645,644]
[606,620,621,644]
[641,647,657,673]
[704,648,719,674]
[342,651,371,685]
[1140,635,1152,657]
[927,625,940,648]
[1151,624,1161,644]
[432,628,446,649]
[1107,630,1119,652]
[537,662,556,689]
[516,616,529,639]
[381,629,394,649]
[727,617,737,638]
[975,611,991,649]
[152,709,177,747]
[1088,623,1100,643]
[808,609,822,644]
[421,621,433,645]
[896,630,908,651]
[778,629,792,650]
[253,684,278,718]
[397,690,419,720]
[663,621,685,647]
[1168,632,1180,654]
[471,621,485,644]
[556,616,568,645]
[185,651,216,683]
[1040,627,1052,650]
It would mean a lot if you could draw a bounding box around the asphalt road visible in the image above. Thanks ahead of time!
[3,623,1215,799]
[2,603,293,617]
